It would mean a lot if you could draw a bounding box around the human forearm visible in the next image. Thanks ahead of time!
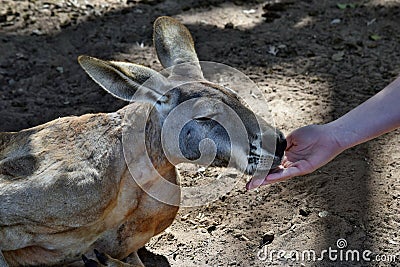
[250,76,400,188]
[328,77,400,150]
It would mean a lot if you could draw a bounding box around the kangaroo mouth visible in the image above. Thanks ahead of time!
[245,154,282,176]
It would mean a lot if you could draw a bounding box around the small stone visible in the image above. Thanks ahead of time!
[331,51,345,61]
[165,232,175,241]
[299,208,310,217]
[6,15,15,22]
[260,232,274,247]
[199,228,208,234]
[56,66,64,73]
[16,52,27,59]
[318,211,329,218]
[8,79,15,85]
[225,22,234,29]
[32,29,43,36]
[207,225,217,233]
[243,9,256,14]
[42,9,52,16]
[0,14,7,23]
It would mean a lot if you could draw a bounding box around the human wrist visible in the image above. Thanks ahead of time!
[324,120,355,152]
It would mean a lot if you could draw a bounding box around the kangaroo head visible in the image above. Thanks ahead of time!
[78,16,286,177]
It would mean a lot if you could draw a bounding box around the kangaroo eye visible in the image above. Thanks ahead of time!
[194,117,211,122]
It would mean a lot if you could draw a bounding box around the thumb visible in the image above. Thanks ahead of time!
[262,166,302,185]
[246,177,265,190]
[284,131,296,151]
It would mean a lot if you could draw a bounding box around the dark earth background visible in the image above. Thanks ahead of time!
[0,0,399,266]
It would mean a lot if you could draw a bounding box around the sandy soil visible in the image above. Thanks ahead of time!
[0,0,399,266]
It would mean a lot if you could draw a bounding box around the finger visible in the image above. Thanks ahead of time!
[246,164,287,190]
[262,166,302,184]
[284,131,295,151]
[246,177,266,190]
[282,159,293,168]
[281,156,288,165]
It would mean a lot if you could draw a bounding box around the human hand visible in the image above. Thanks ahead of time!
[246,124,345,190]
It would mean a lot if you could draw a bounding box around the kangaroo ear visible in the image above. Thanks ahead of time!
[78,55,169,103]
[153,16,203,80]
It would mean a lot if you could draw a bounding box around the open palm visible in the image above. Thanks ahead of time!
[247,124,344,189]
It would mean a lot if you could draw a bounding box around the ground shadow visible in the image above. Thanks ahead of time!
[1,0,399,266]
[138,247,171,267]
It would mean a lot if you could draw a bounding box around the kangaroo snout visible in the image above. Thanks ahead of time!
[0,16,286,267]
[275,130,287,159]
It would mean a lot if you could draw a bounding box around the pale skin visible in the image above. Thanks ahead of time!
[247,76,400,189]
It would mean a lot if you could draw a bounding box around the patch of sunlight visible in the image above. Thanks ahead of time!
[366,0,400,7]
[257,70,335,130]
[176,2,264,30]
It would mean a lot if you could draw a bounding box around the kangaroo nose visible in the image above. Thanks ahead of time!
[275,131,286,158]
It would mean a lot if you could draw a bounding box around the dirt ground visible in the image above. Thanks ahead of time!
[1,0,399,266]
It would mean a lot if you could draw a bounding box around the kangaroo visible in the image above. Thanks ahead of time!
[0,16,286,266]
